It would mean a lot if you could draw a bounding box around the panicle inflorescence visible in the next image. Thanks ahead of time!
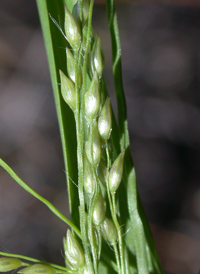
[59,1,125,273]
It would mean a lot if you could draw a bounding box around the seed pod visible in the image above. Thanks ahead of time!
[0,257,22,272]
[98,97,112,142]
[64,230,85,270]
[18,265,56,274]
[85,121,101,167]
[91,34,104,78]
[93,190,106,227]
[101,218,118,244]
[64,5,81,51]
[108,150,125,193]
[60,70,76,112]
[98,160,107,187]
[84,72,101,120]
[84,156,96,196]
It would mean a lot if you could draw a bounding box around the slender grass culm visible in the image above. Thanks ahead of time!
[0,1,164,274]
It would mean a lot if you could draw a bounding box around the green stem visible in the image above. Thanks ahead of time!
[124,247,130,274]
[82,0,94,93]
[87,195,98,274]
[0,159,81,238]
[112,193,125,274]
[77,6,95,266]
[74,49,93,273]
[96,226,102,260]
[105,145,125,274]
[113,244,121,274]
[81,0,94,141]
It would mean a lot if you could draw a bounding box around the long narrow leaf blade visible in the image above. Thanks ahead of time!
[36,0,79,228]
[105,1,164,273]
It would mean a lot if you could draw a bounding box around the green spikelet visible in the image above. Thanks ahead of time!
[91,34,104,78]
[85,121,101,167]
[101,218,118,244]
[82,0,90,26]
[60,70,76,112]
[64,230,85,270]
[84,156,96,196]
[64,5,81,51]
[84,72,101,121]
[98,97,112,142]
[108,150,125,193]
[0,258,22,272]
[93,190,106,227]
[66,48,76,83]
[66,48,82,87]
[18,265,56,274]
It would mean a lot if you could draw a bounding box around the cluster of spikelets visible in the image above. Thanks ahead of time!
[59,1,126,274]
[0,2,125,274]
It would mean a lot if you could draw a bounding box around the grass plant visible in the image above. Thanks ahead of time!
[0,0,164,273]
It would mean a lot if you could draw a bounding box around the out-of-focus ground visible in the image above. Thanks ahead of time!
[0,1,200,274]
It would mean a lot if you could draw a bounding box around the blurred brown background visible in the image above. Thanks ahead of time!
[0,1,200,274]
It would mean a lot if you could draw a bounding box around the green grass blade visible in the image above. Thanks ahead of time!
[105,1,164,273]
[36,0,79,228]
[105,0,127,150]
